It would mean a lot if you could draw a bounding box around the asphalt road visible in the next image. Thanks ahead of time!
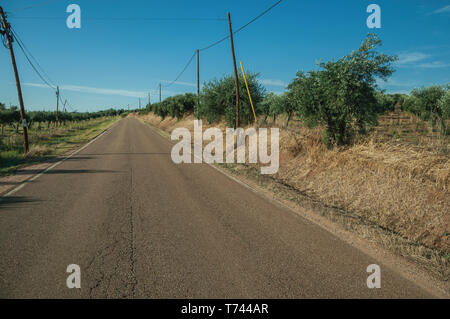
[0,117,436,298]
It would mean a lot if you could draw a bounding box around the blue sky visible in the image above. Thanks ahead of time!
[0,0,449,112]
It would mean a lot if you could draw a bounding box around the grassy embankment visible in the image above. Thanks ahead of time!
[137,111,449,281]
[0,116,119,175]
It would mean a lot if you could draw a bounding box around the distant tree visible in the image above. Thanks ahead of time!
[169,93,196,119]
[404,84,448,135]
[269,94,284,123]
[437,89,450,136]
[30,111,47,129]
[375,92,396,113]
[258,93,273,123]
[258,93,284,124]
[0,106,20,133]
[281,92,297,127]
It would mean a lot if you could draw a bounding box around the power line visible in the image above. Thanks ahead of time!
[0,6,29,152]
[163,51,196,88]
[9,17,227,21]
[11,29,56,90]
[10,26,56,88]
[60,95,74,111]
[199,35,229,52]
[10,27,77,111]
[234,0,282,34]
[59,93,75,111]
[8,0,283,108]
[166,0,283,90]
[199,0,283,52]
[9,0,62,14]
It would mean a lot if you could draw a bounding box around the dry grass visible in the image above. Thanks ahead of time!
[138,112,450,276]
[276,128,449,254]
[1,117,119,175]
[26,145,53,157]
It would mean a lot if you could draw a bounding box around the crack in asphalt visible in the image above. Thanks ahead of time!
[129,166,137,298]
[86,167,138,298]
[87,235,120,298]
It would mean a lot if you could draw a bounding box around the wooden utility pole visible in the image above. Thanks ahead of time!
[227,12,240,129]
[159,83,162,103]
[0,6,29,153]
[56,86,59,126]
[139,97,141,109]
[148,93,151,108]
[196,49,200,119]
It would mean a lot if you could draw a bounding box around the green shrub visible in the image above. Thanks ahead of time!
[289,33,397,148]
[403,84,449,136]
[437,89,450,136]
[199,72,266,126]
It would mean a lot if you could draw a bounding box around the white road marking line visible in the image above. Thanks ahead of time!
[0,123,118,200]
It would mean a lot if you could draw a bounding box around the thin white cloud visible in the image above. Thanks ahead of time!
[160,80,196,88]
[377,78,418,88]
[397,52,429,65]
[260,79,287,87]
[22,82,183,97]
[20,82,51,89]
[63,85,149,98]
[434,5,450,14]
[385,89,411,95]
[417,61,450,69]
[396,52,450,69]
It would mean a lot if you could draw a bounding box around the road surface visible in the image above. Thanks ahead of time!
[0,118,436,298]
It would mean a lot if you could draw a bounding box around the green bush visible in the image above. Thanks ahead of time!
[150,93,196,120]
[288,33,397,148]
[199,72,266,126]
[439,90,450,119]
[438,89,450,136]
[403,84,449,135]
[258,92,284,123]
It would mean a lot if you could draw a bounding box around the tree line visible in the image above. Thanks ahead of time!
[146,33,449,148]
[0,104,130,135]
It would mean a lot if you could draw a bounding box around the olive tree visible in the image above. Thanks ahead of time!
[437,88,450,136]
[258,93,285,124]
[199,72,266,126]
[404,84,448,135]
[289,33,397,147]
